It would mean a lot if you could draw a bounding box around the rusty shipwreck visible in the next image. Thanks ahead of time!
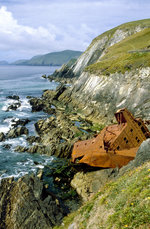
[72,108,150,168]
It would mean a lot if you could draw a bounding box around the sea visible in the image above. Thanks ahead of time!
[0,65,59,181]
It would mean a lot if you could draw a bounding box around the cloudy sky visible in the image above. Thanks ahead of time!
[0,0,150,62]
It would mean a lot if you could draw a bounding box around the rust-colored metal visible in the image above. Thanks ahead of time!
[72,108,150,168]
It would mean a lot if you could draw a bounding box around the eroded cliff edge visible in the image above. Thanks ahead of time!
[53,19,150,125]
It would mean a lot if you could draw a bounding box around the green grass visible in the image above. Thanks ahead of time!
[54,162,150,229]
[85,27,150,75]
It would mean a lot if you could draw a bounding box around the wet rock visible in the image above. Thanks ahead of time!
[26,136,41,144]
[6,102,21,111]
[2,144,11,149]
[0,174,65,229]
[6,95,20,100]
[14,146,28,152]
[35,116,56,135]
[0,132,5,142]
[27,145,39,154]
[29,97,44,112]
[11,118,30,128]
[7,126,29,138]
[41,74,47,79]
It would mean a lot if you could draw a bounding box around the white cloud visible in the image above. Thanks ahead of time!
[0,0,150,61]
[0,6,94,61]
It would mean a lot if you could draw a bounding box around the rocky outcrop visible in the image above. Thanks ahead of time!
[0,132,5,142]
[52,20,150,79]
[0,174,65,229]
[71,168,118,201]
[7,126,29,138]
[65,67,150,124]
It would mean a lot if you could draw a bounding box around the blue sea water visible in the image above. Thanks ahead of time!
[0,65,59,180]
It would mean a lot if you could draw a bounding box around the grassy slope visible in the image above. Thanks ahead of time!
[13,50,82,66]
[86,28,150,75]
[54,161,150,229]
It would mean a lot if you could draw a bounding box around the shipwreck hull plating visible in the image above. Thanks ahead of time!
[72,108,150,168]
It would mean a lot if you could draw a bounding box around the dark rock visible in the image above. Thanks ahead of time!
[53,84,67,100]
[11,118,30,128]
[41,74,47,79]
[6,102,21,111]
[29,97,44,112]
[0,132,5,142]
[14,146,28,152]
[26,136,41,144]
[7,127,29,138]
[6,95,20,100]
[27,145,39,154]
[0,174,65,229]
[2,144,11,149]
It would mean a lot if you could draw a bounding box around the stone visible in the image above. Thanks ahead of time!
[14,146,28,152]
[71,168,118,201]
[6,102,21,111]
[6,95,20,100]
[7,127,29,138]
[0,132,5,142]
[0,174,65,229]
[29,97,44,112]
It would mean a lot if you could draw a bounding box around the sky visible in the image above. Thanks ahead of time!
[0,0,150,62]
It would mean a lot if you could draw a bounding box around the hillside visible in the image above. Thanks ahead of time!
[0,60,9,65]
[56,19,150,125]
[54,160,150,229]
[86,28,150,75]
[12,50,82,66]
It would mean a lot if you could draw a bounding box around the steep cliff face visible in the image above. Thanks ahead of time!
[58,19,150,123]
[71,67,150,123]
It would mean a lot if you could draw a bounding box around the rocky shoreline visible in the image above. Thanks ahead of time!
[0,77,106,229]
[0,75,150,229]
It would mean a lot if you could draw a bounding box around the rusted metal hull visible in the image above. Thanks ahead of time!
[72,108,150,168]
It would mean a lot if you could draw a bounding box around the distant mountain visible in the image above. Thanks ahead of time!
[0,60,9,65]
[12,50,82,66]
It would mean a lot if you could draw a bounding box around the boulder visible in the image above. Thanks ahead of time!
[29,98,44,112]
[6,95,20,100]
[6,102,21,111]
[71,168,118,201]
[0,132,5,142]
[7,127,29,138]
[14,146,28,152]
[0,174,65,229]
[11,118,30,128]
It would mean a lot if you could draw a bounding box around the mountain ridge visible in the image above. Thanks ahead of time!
[12,50,82,66]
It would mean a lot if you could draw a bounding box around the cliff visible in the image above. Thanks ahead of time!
[56,19,150,124]
[12,50,82,66]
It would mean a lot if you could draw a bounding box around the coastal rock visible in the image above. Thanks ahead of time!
[0,132,5,142]
[6,102,21,111]
[11,118,30,128]
[71,168,118,201]
[2,144,11,149]
[29,97,44,112]
[26,136,41,144]
[6,95,20,100]
[7,126,29,138]
[0,174,65,229]
[14,146,28,152]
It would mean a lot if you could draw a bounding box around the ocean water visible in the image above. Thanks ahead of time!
[0,65,59,180]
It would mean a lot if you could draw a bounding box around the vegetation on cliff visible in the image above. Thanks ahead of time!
[86,28,150,75]
[54,161,150,229]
